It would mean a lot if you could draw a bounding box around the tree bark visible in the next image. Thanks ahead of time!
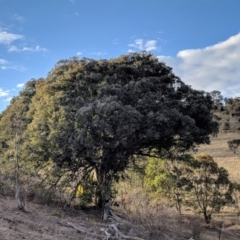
[101,178,112,220]
[14,133,25,211]
[203,210,211,225]
[96,168,113,220]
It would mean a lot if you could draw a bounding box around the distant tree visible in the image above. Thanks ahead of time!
[227,139,240,154]
[226,97,240,114]
[144,153,233,224]
[220,121,230,131]
[224,97,232,106]
[191,154,232,225]
[22,52,218,219]
[234,105,240,112]
[210,91,223,110]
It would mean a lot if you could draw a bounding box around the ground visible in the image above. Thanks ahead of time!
[0,196,107,240]
[1,194,240,239]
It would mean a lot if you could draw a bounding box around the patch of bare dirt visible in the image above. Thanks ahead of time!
[0,195,152,240]
[1,195,240,240]
[0,196,113,240]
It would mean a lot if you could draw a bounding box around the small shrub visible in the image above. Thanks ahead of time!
[227,139,240,154]
[213,114,222,121]
[121,189,182,239]
[220,122,230,131]
[51,210,62,218]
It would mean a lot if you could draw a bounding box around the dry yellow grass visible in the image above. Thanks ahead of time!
[196,131,240,181]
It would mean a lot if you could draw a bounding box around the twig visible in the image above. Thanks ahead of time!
[108,223,144,240]
[67,218,143,240]
[109,209,134,226]
[67,222,87,233]
[68,222,107,239]
[110,209,123,222]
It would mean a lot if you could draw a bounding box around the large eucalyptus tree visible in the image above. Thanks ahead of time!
[24,52,218,218]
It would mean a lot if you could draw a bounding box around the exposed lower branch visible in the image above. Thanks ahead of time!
[108,223,144,240]
[67,222,86,233]
[67,220,143,240]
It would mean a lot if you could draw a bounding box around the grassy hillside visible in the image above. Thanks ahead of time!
[197,112,240,181]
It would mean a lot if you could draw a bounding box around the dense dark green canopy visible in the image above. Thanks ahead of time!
[0,52,218,184]
[22,52,217,178]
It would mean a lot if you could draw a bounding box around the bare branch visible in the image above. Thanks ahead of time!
[67,222,87,233]
[108,223,144,240]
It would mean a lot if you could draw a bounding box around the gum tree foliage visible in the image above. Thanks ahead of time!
[227,139,240,154]
[144,154,232,225]
[21,53,217,215]
[192,154,232,225]
[0,80,38,208]
[144,158,170,196]
[144,155,197,214]
[224,97,240,113]
[210,90,223,111]
[0,80,38,171]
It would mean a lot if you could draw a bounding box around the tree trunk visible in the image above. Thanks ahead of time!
[203,209,211,225]
[15,188,25,210]
[101,176,112,220]
[14,134,25,211]
[102,188,111,220]
[96,168,112,220]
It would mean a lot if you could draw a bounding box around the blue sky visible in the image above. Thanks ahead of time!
[0,0,240,112]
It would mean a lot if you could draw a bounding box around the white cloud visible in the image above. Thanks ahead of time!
[8,45,47,52]
[0,59,8,65]
[128,39,157,52]
[0,57,25,71]
[113,39,119,45]
[157,33,240,97]
[1,65,26,71]
[12,14,25,22]
[4,97,12,102]
[129,39,144,50]
[0,59,9,70]
[24,45,46,52]
[8,46,18,52]
[0,88,9,97]
[145,40,157,51]
[17,83,25,88]
[89,52,107,56]
[0,30,23,45]
[77,52,82,56]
